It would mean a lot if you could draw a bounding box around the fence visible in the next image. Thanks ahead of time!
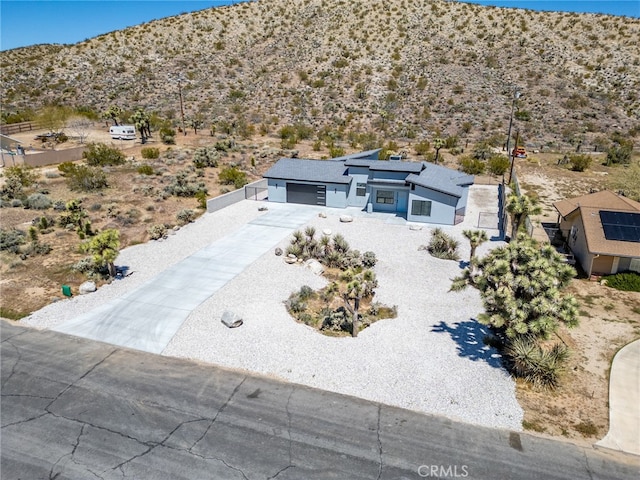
[0,121,41,136]
[206,179,268,213]
[245,179,268,201]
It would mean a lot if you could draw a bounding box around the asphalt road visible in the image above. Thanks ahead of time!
[2,321,638,480]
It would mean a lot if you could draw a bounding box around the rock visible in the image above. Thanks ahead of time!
[322,229,332,236]
[287,253,296,258]
[79,281,97,294]
[304,258,325,275]
[284,256,297,264]
[318,212,327,218]
[275,247,283,256]
[409,224,423,231]
[258,206,269,211]
[221,310,243,328]
[339,215,353,223]
[418,245,428,251]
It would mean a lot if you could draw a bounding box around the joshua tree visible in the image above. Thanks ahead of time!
[506,193,542,241]
[131,108,151,143]
[341,268,377,337]
[462,229,488,263]
[80,229,120,278]
[432,137,445,164]
[102,105,122,126]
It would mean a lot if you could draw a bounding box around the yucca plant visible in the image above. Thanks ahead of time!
[427,228,460,260]
[505,336,569,389]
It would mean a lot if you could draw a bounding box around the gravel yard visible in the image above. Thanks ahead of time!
[22,185,523,430]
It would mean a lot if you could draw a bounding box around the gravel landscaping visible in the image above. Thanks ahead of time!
[22,185,523,431]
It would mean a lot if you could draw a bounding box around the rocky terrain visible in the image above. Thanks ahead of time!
[2,0,639,150]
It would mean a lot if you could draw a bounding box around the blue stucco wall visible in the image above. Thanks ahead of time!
[407,186,458,224]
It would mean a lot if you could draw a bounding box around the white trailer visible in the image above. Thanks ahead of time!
[109,125,136,140]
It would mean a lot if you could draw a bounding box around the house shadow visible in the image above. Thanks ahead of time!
[431,319,504,369]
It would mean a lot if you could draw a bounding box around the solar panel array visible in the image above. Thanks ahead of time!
[599,210,640,243]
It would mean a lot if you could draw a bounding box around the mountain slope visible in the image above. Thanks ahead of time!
[2,0,639,148]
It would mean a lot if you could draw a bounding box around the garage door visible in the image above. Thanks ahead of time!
[286,183,326,206]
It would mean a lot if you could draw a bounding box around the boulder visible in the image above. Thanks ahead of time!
[409,224,423,231]
[318,212,327,218]
[274,247,283,256]
[221,310,243,328]
[284,256,297,264]
[258,206,269,211]
[79,281,97,295]
[322,229,332,236]
[304,258,325,275]
[339,215,353,223]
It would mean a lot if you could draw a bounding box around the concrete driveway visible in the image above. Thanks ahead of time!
[53,204,319,353]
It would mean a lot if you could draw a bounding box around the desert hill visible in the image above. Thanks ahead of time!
[1,0,639,149]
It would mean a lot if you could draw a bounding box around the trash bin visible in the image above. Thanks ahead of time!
[62,285,72,297]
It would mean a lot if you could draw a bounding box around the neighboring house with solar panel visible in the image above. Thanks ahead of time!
[263,150,474,225]
[553,191,640,277]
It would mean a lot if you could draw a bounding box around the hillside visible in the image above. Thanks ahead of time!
[2,0,639,150]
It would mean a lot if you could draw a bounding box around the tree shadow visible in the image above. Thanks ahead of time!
[431,319,504,369]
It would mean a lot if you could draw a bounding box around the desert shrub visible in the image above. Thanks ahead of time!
[603,272,640,292]
[298,285,316,301]
[362,251,377,268]
[414,140,430,156]
[218,166,248,189]
[214,139,235,152]
[137,164,154,175]
[176,209,196,226]
[10,199,23,207]
[195,191,207,209]
[444,135,459,149]
[141,147,160,159]
[505,337,569,389]
[459,156,486,175]
[1,165,39,199]
[58,163,108,191]
[472,142,493,160]
[488,155,510,176]
[164,170,207,197]
[329,146,346,158]
[514,110,531,121]
[4,165,38,187]
[574,420,599,437]
[427,228,460,260]
[24,193,52,210]
[83,142,126,166]
[0,228,26,253]
[147,224,168,240]
[193,146,219,168]
[159,126,176,144]
[569,154,592,172]
[24,241,52,255]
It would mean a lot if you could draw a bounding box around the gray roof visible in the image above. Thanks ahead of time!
[344,159,424,173]
[263,158,351,184]
[330,148,382,162]
[406,163,474,198]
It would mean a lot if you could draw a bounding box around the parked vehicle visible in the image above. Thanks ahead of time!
[109,125,136,140]
[512,146,527,158]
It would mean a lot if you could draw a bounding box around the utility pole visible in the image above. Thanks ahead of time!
[177,77,186,136]
[506,87,521,184]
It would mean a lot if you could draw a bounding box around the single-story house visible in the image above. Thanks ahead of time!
[553,190,640,277]
[263,150,474,225]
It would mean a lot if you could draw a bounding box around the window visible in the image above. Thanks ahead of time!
[411,200,432,216]
[356,183,367,197]
[376,190,395,204]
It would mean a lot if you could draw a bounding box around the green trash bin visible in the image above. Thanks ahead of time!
[62,285,72,297]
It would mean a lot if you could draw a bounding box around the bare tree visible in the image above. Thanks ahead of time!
[68,117,93,144]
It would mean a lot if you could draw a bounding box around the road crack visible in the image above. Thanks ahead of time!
[376,404,383,480]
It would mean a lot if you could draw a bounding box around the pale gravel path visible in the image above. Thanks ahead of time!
[22,186,523,430]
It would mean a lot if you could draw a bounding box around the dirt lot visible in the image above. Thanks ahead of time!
[514,152,640,447]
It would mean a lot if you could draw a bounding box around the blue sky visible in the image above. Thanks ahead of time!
[1,0,638,51]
